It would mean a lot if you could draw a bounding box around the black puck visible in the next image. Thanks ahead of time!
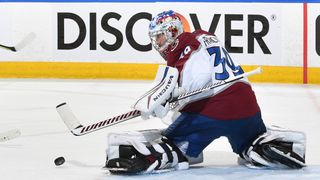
[54,156,65,166]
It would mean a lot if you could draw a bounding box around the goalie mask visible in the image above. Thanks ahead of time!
[149,10,184,54]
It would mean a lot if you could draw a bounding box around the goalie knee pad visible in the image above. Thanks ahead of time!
[241,126,306,169]
[105,129,188,174]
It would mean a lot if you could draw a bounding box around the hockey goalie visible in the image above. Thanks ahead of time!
[104,10,306,174]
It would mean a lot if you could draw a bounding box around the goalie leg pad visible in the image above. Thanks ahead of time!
[241,126,306,169]
[106,145,150,174]
[261,141,305,169]
[105,129,189,174]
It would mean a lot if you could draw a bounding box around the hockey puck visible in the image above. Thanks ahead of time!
[54,156,65,166]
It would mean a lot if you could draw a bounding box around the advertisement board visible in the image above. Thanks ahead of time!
[0,1,318,83]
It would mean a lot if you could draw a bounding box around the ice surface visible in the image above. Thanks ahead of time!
[0,79,319,180]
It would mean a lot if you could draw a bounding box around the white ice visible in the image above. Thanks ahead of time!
[0,79,319,180]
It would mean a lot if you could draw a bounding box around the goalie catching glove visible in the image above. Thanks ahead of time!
[105,129,189,174]
[241,126,306,169]
[132,65,183,119]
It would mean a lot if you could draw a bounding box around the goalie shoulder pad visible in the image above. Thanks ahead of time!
[132,65,178,113]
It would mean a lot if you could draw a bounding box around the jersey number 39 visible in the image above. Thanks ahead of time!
[207,46,244,80]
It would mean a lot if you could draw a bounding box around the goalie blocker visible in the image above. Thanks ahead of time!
[132,65,179,119]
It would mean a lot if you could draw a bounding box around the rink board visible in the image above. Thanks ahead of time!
[0,1,319,83]
[0,62,308,83]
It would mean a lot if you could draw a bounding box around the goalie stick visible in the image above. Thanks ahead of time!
[56,67,262,136]
[0,129,21,142]
[0,32,36,52]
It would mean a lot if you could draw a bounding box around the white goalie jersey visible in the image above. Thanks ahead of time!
[164,29,260,121]
[182,33,247,99]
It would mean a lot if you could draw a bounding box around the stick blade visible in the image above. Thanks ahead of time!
[56,102,82,132]
[14,32,36,51]
[0,129,21,142]
[0,44,16,52]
